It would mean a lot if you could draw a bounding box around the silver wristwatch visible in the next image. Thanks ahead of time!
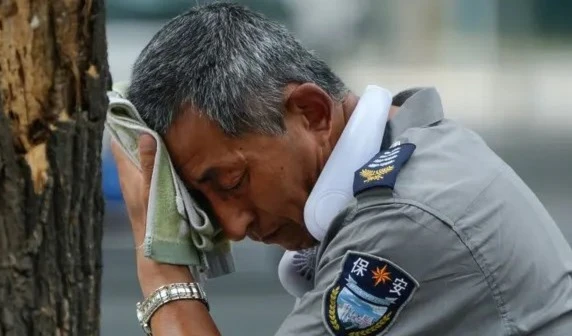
[136,282,209,335]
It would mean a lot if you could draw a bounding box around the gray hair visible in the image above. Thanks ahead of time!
[127,2,348,136]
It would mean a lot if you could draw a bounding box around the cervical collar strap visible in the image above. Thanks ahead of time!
[303,85,392,241]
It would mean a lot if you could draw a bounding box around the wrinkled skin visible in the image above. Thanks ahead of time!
[113,83,359,254]
[162,83,358,251]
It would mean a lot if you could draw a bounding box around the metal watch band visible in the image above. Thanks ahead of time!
[136,282,209,335]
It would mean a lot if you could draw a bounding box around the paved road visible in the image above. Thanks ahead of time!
[96,15,572,336]
[100,130,572,335]
[101,245,295,335]
[101,195,571,335]
[101,204,293,336]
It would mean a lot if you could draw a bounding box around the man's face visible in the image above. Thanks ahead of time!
[164,85,338,251]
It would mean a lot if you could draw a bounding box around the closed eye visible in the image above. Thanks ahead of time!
[219,171,247,191]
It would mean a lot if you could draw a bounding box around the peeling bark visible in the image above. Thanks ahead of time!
[0,0,109,335]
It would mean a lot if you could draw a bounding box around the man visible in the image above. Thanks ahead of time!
[112,3,572,335]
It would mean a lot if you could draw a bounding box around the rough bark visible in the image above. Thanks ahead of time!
[0,0,110,335]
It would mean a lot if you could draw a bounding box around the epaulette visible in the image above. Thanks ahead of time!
[353,143,416,195]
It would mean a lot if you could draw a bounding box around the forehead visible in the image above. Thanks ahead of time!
[163,111,237,178]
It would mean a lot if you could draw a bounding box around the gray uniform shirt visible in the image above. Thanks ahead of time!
[275,88,572,336]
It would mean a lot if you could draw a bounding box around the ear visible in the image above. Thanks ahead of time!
[284,83,333,136]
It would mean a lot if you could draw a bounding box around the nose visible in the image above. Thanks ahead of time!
[210,200,255,242]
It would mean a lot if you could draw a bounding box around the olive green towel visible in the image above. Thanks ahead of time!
[105,82,234,281]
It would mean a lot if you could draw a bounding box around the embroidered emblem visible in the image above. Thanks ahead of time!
[353,143,416,195]
[358,166,394,183]
[323,251,418,336]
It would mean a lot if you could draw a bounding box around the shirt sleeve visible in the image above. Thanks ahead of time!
[274,200,501,336]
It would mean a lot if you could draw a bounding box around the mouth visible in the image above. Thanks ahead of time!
[261,227,281,244]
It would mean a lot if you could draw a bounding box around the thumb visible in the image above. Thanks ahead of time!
[139,133,157,204]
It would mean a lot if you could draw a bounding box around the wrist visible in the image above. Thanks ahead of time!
[136,282,210,336]
[136,256,194,297]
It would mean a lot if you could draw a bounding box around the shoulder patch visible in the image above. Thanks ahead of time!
[323,251,418,336]
[353,143,416,196]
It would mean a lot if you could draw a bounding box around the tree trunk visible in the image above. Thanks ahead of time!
[0,0,110,335]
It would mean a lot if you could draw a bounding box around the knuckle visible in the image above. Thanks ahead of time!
[138,135,157,176]
[140,157,155,173]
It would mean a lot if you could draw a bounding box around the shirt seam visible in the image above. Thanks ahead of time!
[453,166,519,335]
[361,195,514,335]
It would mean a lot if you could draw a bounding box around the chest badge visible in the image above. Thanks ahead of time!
[323,251,419,336]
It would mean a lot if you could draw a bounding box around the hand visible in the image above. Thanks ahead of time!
[111,134,193,297]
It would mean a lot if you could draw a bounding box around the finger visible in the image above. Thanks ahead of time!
[111,139,139,174]
[110,139,140,194]
[110,139,145,236]
[139,133,157,208]
[110,139,125,163]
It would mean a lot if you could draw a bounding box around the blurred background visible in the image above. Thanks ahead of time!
[100,0,572,334]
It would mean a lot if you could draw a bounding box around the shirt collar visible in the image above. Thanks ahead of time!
[389,87,445,142]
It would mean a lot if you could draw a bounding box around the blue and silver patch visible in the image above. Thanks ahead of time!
[353,143,416,195]
[323,251,418,336]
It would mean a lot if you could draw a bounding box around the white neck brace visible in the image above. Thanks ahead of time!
[304,85,392,241]
[278,85,392,298]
